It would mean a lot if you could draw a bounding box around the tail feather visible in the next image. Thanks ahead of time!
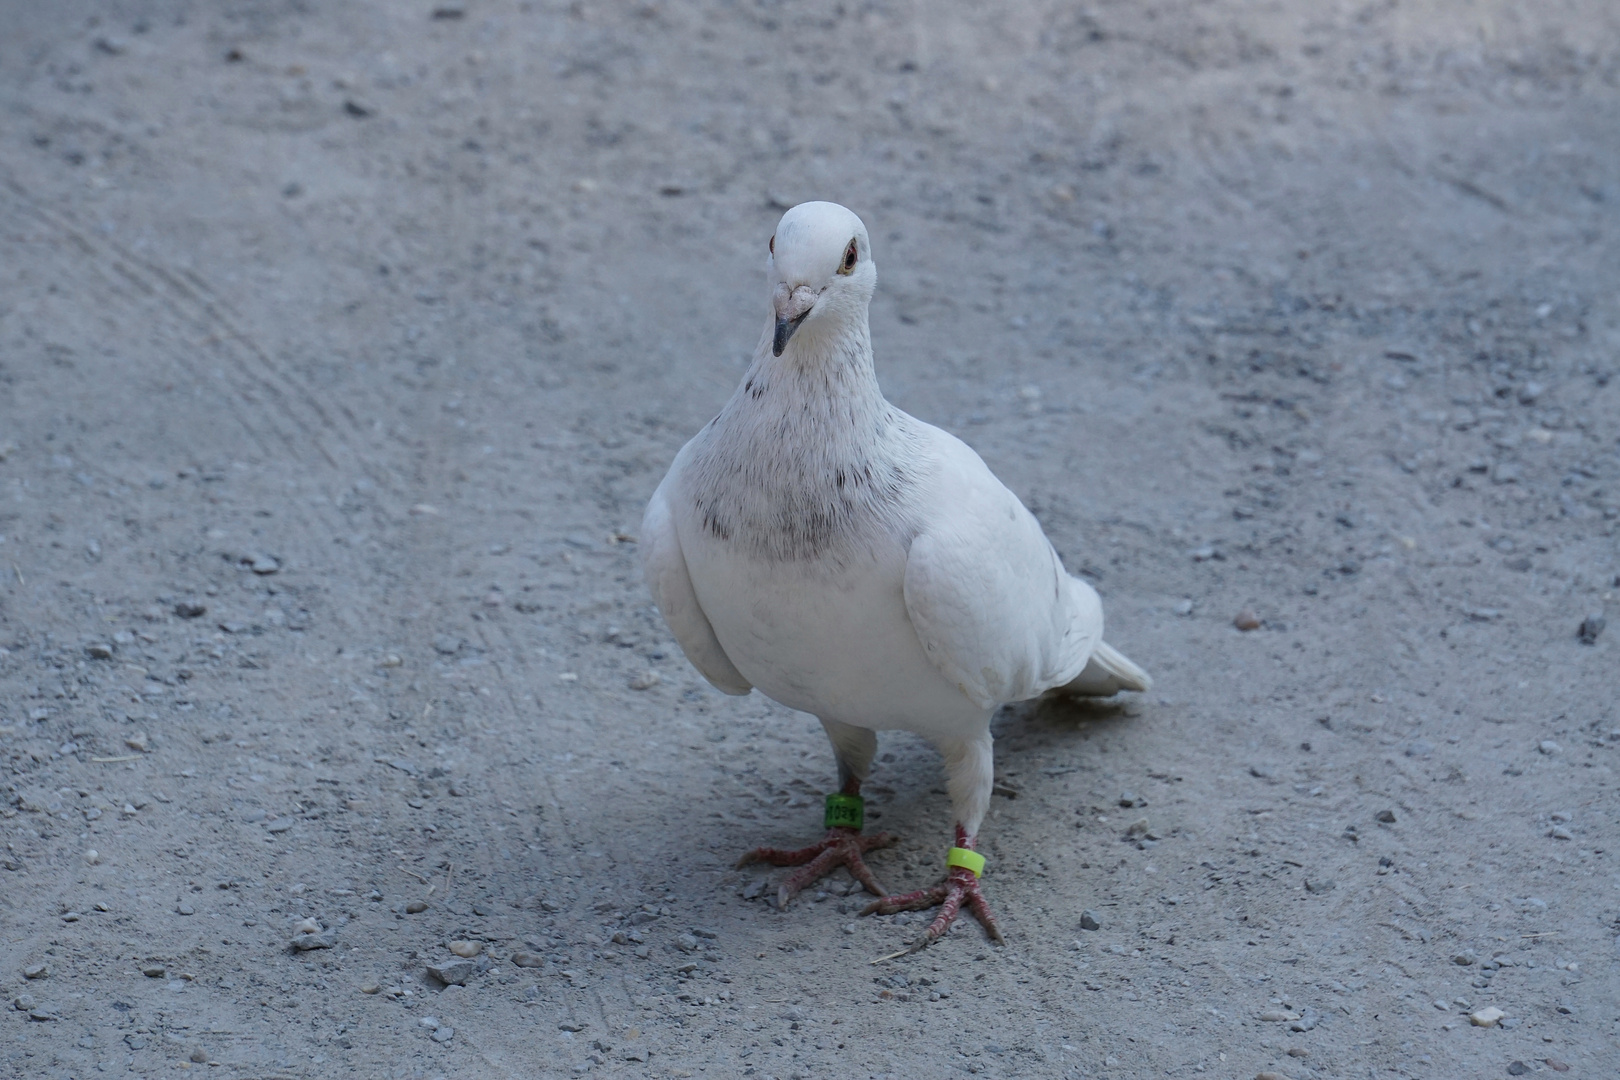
[1057,641,1151,697]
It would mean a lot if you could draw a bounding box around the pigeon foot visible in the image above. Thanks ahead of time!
[861,865,1004,951]
[736,827,895,909]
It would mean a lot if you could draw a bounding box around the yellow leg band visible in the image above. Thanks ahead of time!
[946,847,985,877]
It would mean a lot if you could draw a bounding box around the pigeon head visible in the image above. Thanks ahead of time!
[767,201,874,357]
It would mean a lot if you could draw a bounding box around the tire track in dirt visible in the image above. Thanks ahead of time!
[10,162,615,1047]
[0,171,430,648]
[2,173,352,474]
[0,176,283,468]
[339,392,617,1034]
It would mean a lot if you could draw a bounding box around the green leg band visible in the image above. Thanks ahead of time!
[824,792,865,830]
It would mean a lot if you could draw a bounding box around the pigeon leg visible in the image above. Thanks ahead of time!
[862,733,1002,950]
[735,777,895,908]
[861,824,1003,949]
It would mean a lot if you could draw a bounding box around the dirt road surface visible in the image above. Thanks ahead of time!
[2,2,1617,1078]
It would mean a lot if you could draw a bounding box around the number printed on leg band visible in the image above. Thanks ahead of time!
[824,793,865,830]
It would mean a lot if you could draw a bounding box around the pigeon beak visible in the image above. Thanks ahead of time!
[771,283,817,356]
[773,312,806,357]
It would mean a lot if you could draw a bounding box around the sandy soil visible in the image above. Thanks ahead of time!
[2,2,1618,1078]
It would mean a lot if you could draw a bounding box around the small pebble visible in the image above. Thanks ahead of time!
[61,911,82,922]
[419,1016,440,1030]
[431,1025,455,1043]
[628,671,661,691]
[674,933,700,953]
[23,963,49,980]
[1469,1006,1505,1027]
[293,917,321,935]
[1507,1062,1528,1076]
[406,900,429,914]
[1545,1059,1571,1073]
[190,1048,208,1063]
[448,940,481,958]
[84,849,100,865]
[1286,1048,1308,1058]
[1079,911,1101,931]
[13,993,35,1010]
[1453,951,1477,966]
[1305,878,1336,894]
[177,903,195,916]
[1172,599,1194,616]
[1234,609,1262,631]
[142,965,165,978]
[426,958,475,986]
[250,554,280,575]
[1375,809,1396,823]
[1538,740,1561,755]
[1118,791,1139,808]
[1577,612,1605,644]
[86,643,115,660]
[174,601,207,618]
[124,732,149,752]
[511,952,544,968]
[1255,1072,1287,1080]
[360,981,381,994]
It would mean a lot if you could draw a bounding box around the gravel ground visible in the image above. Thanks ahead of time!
[2,2,1617,1078]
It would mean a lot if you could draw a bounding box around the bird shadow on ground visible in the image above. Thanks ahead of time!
[994,693,1141,743]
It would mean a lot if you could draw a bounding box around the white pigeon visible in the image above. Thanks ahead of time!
[642,201,1149,950]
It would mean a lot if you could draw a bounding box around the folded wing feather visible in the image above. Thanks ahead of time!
[902,430,1103,711]
[641,480,753,696]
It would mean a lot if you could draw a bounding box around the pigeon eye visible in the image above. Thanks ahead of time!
[838,238,858,275]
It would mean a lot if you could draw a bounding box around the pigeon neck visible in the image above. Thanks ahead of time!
[779,306,873,362]
[753,312,884,417]
[689,311,916,563]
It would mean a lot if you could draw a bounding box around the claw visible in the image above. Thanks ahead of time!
[863,865,1002,950]
[736,827,894,909]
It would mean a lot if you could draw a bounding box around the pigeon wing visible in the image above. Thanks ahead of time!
[641,479,753,696]
[902,431,1102,711]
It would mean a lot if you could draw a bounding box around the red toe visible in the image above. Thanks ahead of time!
[736,827,895,907]
[864,866,1003,949]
